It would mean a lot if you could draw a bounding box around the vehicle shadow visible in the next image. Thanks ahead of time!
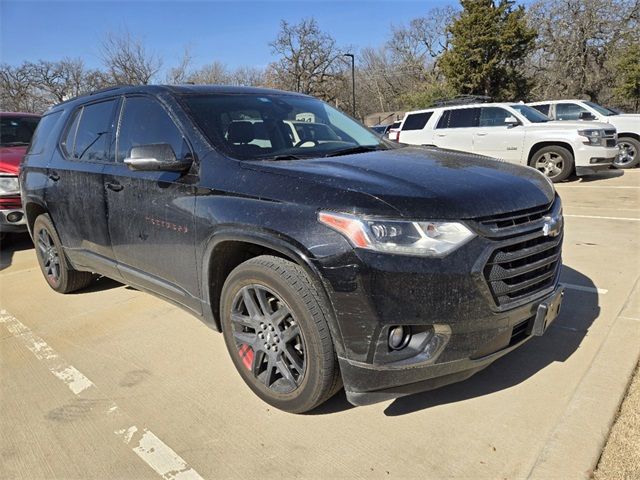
[566,169,624,183]
[312,265,599,416]
[76,276,123,294]
[0,233,33,271]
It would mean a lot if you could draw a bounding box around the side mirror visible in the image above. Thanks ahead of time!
[579,111,596,121]
[505,116,520,127]
[124,144,192,172]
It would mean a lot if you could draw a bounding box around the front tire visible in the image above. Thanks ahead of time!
[614,137,640,169]
[530,146,574,183]
[33,214,94,293]
[220,255,340,413]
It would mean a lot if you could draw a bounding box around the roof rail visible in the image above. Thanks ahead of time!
[89,85,132,96]
[430,95,493,107]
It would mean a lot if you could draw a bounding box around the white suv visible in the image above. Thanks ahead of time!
[396,103,618,182]
[527,100,640,169]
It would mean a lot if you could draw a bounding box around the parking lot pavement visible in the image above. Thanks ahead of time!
[1,170,639,480]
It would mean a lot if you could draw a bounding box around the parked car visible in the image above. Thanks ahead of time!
[396,102,618,182]
[385,121,401,140]
[22,85,564,413]
[0,112,40,238]
[527,100,640,169]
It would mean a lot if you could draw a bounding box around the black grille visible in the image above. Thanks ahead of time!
[484,233,562,306]
[477,201,554,232]
[604,129,616,136]
[606,139,616,147]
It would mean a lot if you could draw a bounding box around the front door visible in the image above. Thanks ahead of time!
[103,95,200,312]
[473,107,526,164]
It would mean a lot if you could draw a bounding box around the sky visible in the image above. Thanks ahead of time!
[1,0,458,73]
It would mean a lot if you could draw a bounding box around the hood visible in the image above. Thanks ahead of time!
[0,145,28,175]
[243,147,554,219]
[606,114,640,129]
[544,120,613,130]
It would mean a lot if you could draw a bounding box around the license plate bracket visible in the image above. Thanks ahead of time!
[530,287,565,336]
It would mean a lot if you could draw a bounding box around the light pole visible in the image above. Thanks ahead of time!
[343,53,356,117]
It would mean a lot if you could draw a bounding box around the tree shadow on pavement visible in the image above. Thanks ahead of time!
[382,266,599,416]
[0,233,34,271]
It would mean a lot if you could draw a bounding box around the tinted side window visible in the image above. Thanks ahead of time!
[28,113,59,154]
[531,104,550,116]
[61,110,81,157]
[435,111,450,129]
[66,100,117,162]
[402,112,433,131]
[117,97,186,162]
[448,108,480,128]
[555,103,588,121]
[479,107,511,127]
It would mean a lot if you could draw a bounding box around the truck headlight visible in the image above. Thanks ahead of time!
[0,175,20,195]
[578,129,605,146]
[318,211,475,257]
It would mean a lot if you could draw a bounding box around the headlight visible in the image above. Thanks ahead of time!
[0,175,20,195]
[578,129,605,146]
[318,211,475,257]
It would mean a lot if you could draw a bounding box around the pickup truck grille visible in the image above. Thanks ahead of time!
[483,232,562,306]
[604,129,617,147]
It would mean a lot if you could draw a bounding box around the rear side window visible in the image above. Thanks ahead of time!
[555,103,589,121]
[62,100,117,162]
[402,112,433,131]
[117,96,187,162]
[531,104,550,116]
[479,107,511,127]
[436,108,480,128]
[28,113,59,154]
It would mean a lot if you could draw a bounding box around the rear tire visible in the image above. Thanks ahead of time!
[529,146,574,183]
[220,255,341,413]
[614,136,640,169]
[33,214,94,293]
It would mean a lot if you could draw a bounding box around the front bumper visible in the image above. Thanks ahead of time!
[575,161,614,176]
[0,208,27,233]
[573,144,616,174]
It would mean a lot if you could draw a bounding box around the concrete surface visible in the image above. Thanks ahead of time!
[1,169,639,479]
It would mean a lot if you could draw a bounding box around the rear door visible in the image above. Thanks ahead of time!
[432,108,479,153]
[44,98,121,278]
[102,95,200,312]
[473,107,525,163]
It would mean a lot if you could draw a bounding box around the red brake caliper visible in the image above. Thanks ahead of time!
[238,344,254,370]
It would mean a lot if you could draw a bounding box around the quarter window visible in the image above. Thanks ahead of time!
[117,97,187,162]
[479,107,512,127]
[402,112,433,131]
[555,103,589,121]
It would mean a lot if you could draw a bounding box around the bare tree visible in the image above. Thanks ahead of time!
[100,29,162,85]
[267,18,345,101]
[166,47,193,84]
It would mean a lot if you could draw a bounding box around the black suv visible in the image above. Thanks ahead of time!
[21,85,564,413]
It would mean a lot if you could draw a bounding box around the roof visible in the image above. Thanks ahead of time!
[404,102,520,115]
[48,84,309,112]
[527,99,586,105]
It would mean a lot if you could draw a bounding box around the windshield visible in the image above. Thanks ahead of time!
[181,93,387,160]
[509,104,549,123]
[0,115,40,147]
[584,101,619,116]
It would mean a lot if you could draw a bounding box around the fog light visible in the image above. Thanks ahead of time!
[388,325,411,350]
[6,212,23,223]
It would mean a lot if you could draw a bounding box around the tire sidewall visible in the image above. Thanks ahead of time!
[530,146,574,182]
[33,214,68,291]
[220,261,329,412]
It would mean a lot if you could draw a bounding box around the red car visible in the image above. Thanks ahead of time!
[1,112,40,238]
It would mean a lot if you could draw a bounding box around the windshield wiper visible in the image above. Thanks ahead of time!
[258,154,304,161]
[324,145,383,157]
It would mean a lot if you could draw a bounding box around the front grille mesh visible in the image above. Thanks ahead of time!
[483,233,562,306]
[477,201,553,232]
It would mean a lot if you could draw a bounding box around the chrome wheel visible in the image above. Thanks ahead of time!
[615,141,637,167]
[231,284,306,394]
[534,152,564,179]
[37,227,61,284]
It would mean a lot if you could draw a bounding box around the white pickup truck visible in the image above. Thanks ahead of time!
[395,102,618,182]
[527,100,640,169]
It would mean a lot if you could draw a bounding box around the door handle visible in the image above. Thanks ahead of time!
[436,133,447,137]
[476,132,488,136]
[106,181,124,192]
[48,172,60,181]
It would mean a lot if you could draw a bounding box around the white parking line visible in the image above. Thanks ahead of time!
[563,283,608,295]
[0,309,204,480]
[564,214,640,222]
[556,185,640,189]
